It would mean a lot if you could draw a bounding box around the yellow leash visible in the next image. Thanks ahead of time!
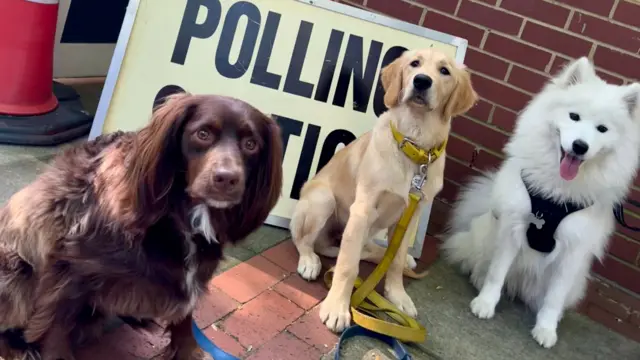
[324,122,447,347]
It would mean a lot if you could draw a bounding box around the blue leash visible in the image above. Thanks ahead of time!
[192,321,240,360]
[334,325,412,360]
[192,321,412,360]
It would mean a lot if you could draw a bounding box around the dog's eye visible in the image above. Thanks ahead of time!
[569,112,580,121]
[410,60,420,68]
[597,125,608,133]
[243,138,257,151]
[196,129,211,141]
[439,67,450,76]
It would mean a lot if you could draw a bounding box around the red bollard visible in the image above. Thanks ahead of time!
[0,0,93,146]
[0,0,59,115]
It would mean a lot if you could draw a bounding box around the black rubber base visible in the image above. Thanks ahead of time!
[0,81,94,146]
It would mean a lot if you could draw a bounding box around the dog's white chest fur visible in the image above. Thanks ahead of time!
[182,204,219,313]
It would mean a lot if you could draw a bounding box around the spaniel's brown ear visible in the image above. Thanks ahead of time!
[228,113,283,241]
[444,68,478,119]
[381,55,405,109]
[129,93,196,216]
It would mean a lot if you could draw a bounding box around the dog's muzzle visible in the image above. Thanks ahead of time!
[411,74,432,105]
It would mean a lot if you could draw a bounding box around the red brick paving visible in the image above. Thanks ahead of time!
[261,240,299,273]
[75,239,408,359]
[221,289,305,348]
[273,274,327,310]
[194,285,239,328]
[211,255,289,303]
[287,306,339,352]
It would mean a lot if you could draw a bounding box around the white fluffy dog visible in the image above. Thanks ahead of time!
[441,57,640,348]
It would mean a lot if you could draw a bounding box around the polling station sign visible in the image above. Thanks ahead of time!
[89,0,468,258]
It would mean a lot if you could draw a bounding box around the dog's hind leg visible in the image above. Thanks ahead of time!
[290,184,336,281]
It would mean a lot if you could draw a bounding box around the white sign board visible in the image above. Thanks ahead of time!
[89,0,468,258]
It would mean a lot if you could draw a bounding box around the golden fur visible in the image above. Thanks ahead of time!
[289,48,478,332]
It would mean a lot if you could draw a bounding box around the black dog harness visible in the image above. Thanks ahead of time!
[522,177,586,254]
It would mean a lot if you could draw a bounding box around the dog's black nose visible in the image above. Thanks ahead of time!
[213,169,240,191]
[413,74,433,91]
[572,139,589,155]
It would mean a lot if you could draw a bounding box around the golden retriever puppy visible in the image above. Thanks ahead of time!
[289,48,478,332]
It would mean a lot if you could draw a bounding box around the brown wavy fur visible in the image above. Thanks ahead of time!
[0,93,283,360]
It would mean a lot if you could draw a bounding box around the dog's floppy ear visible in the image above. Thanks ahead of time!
[551,56,599,88]
[621,83,640,118]
[444,67,478,119]
[381,55,405,109]
[129,92,196,216]
[227,113,283,242]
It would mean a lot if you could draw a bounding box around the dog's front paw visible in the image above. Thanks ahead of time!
[531,325,558,349]
[385,288,418,318]
[319,295,351,332]
[297,253,322,281]
[470,295,496,319]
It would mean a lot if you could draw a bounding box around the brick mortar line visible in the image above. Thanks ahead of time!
[564,9,575,30]
[545,54,556,73]
[419,8,582,63]
[537,0,639,30]
[613,231,640,247]
[469,45,554,79]
[467,46,629,92]
[593,274,640,300]
[610,0,621,19]
[354,1,640,64]
[418,8,427,26]
[486,104,497,124]
[470,70,536,96]
[446,152,478,168]
[449,133,506,159]
[343,0,367,10]
[463,112,513,137]
[418,5,640,62]
[603,252,640,274]
[476,0,640,33]
[517,18,526,38]
[503,63,513,82]
[454,0,463,16]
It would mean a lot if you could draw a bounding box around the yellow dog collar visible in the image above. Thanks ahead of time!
[390,122,447,165]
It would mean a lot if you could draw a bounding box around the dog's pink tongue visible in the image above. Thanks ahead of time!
[560,155,581,180]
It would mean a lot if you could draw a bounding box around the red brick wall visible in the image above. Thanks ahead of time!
[335,0,640,342]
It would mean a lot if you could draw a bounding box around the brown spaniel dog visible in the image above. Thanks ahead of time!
[0,93,283,360]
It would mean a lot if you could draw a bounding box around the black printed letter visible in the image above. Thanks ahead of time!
[283,21,315,99]
[314,30,344,103]
[315,129,356,173]
[215,1,261,79]
[290,124,321,199]
[250,11,283,90]
[172,0,222,65]
[333,36,383,113]
[272,115,303,160]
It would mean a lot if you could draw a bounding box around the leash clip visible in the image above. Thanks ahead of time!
[411,163,429,192]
